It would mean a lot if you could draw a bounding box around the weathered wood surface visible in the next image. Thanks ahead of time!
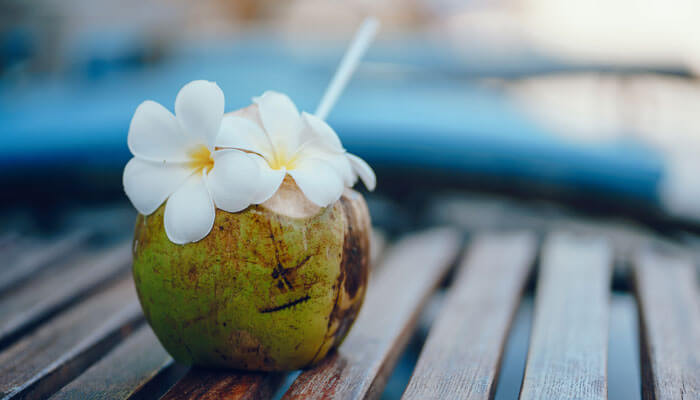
[402,233,537,400]
[519,233,612,400]
[2,215,698,399]
[51,325,175,400]
[0,241,131,347]
[634,250,700,400]
[160,369,285,400]
[0,277,143,400]
[0,230,91,294]
[282,228,462,400]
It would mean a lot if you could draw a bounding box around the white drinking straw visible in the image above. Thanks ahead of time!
[315,17,380,121]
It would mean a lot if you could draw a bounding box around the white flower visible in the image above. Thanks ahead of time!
[217,91,376,207]
[123,80,267,244]
[123,85,376,245]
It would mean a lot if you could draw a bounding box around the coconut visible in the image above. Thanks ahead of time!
[131,179,370,371]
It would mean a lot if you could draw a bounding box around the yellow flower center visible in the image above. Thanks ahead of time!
[188,145,214,174]
[268,147,299,171]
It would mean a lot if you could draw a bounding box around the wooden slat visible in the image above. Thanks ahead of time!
[0,277,142,400]
[160,369,285,400]
[157,226,392,400]
[402,233,537,400]
[634,250,700,400]
[0,230,91,294]
[50,325,176,400]
[0,241,131,347]
[282,228,462,400]
[519,233,612,400]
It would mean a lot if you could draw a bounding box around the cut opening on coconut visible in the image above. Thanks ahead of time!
[260,176,322,219]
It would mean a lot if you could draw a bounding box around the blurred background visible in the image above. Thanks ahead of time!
[4,0,700,236]
[2,0,700,398]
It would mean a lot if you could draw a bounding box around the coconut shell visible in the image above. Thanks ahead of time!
[131,187,370,371]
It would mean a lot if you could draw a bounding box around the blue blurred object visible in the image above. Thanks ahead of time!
[1,26,35,72]
[0,39,662,203]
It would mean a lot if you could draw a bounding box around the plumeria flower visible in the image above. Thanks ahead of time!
[217,91,376,207]
[123,80,269,244]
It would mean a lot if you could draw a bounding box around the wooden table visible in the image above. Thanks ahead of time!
[1,197,698,400]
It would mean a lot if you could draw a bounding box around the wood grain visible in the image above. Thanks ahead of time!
[50,325,176,400]
[159,369,285,400]
[402,233,537,400]
[282,228,462,400]
[0,230,91,294]
[0,277,143,400]
[0,241,131,348]
[520,233,612,400]
[634,250,700,400]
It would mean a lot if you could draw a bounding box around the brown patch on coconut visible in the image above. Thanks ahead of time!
[311,188,371,364]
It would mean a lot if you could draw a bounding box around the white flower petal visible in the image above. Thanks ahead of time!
[326,153,356,187]
[297,144,356,187]
[253,91,303,153]
[175,80,225,149]
[207,150,261,213]
[250,155,286,204]
[227,104,264,127]
[127,101,195,163]
[164,174,215,244]
[301,112,345,153]
[216,115,274,160]
[347,153,376,191]
[123,157,193,215]
[289,158,344,207]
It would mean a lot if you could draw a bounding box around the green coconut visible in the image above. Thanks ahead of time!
[131,180,370,371]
